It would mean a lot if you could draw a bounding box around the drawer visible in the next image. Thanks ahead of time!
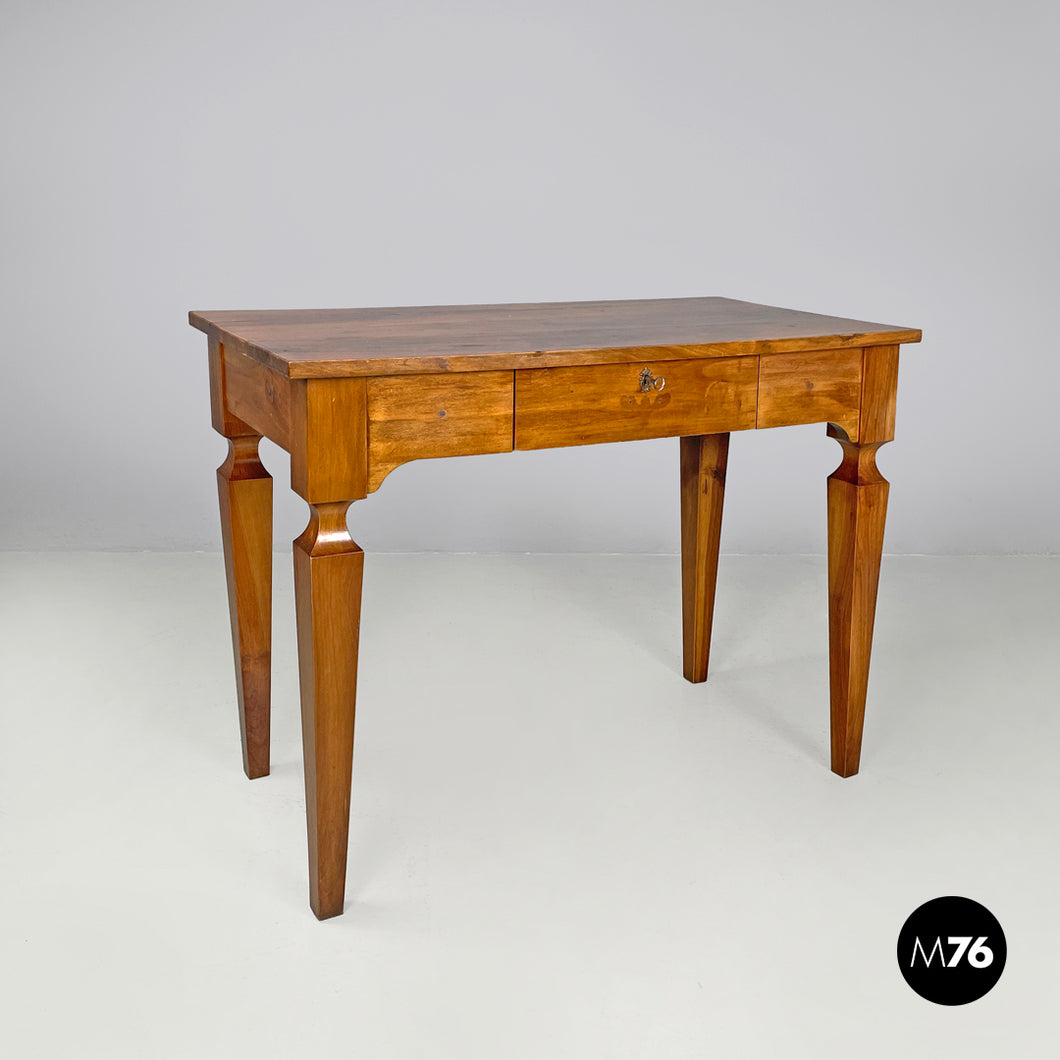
[757,349,861,435]
[366,371,513,491]
[514,357,757,451]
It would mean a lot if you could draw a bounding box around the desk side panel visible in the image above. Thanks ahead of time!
[222,343,294,451]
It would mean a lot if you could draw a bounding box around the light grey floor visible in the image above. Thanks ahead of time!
[1,552,1057,1057]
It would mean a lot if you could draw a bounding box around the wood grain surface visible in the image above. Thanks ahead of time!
[223,343,293,451]
[757,348,862,436]
[855,345,900,444]
[366,371,514,491]
[290,378,368,504]
[217,436,273,780]
[827,435,889,778]
[190,297,921,378]
[294,502,364,920]
[680,434,730,684]
[824,348,899,777]
[514,357,757,450]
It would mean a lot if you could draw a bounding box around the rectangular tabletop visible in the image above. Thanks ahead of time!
[189,296,921,378]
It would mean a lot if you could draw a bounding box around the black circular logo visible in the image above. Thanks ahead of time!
[897,896,1006,1005]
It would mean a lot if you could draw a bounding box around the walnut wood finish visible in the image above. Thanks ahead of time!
[680,434,730,683]
[209,341,274,779]
[224,343,293,451]
[826,345,900,777]
[294,502,364,920]
[196,299,921,919]
[854,344,899,444]
[216,436,273,779]
[290,377,368,504]
[190,297,921,378]
[286,376,370,917]
[367,371,514,491]
[515,357,756,450]
[757,348,862,436]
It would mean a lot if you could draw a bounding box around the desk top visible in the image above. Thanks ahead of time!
[189,296,921,379]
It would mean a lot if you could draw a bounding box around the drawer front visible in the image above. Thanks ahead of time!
[514,357,757,450]
[757,349,861,435]
[367,371,514,491]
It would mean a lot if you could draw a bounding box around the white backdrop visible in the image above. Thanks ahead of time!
[2,0,1057,553]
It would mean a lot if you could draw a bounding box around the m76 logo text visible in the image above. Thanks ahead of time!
[909,936,994,969]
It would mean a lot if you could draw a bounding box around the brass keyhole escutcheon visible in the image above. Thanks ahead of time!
[639,367,666,393]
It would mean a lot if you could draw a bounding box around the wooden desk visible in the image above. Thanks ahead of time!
[189,296,922,919]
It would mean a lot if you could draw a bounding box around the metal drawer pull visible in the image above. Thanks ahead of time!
[639,367,666,393]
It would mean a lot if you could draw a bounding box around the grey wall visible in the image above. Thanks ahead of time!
[3,0,1057,553]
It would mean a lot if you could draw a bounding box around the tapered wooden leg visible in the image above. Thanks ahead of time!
[827,432,889,777]
[293,502,363,920]
[217,435,273,780]
[680,433,730,683]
